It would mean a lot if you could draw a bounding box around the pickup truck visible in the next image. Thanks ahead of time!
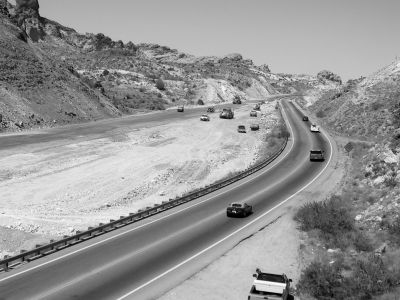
[310,123,320,132]
[310,150,325,161]
[248,269,293,300]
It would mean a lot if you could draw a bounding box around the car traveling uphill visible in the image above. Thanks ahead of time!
[248,269,294,300]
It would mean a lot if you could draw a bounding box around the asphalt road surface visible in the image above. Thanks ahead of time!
[0,98,332,300]
[0,105,232,151]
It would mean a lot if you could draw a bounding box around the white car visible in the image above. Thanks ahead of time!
[310,124,320,132]
[200,114,210,121]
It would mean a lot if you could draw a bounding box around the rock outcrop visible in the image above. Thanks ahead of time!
[317,70,342,84]
[11,0,44,42]
[16,0,39,14]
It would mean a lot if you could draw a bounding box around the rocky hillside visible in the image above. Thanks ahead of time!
[0,0,333,132]
[309,59,400,141]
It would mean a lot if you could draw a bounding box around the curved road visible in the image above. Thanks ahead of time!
[0,98,332,300]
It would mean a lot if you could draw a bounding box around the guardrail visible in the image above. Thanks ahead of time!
[0,108,289,273]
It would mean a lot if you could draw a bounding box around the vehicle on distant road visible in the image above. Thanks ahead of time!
[177,106,184,112]
[200,114,210,121]
[250,124,260,131]
[309,150,325,161]
[220,108,234,119]
[248,269,293,300]
[226,202,252,217]
[232,96,242,105]
[302,116,309,121]
[254,103,261,111]
[250,110,258,117]
[207,107,215,113]
[310,123,320,132]
[237,125,246,133]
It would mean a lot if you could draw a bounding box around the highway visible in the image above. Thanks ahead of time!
[0,105,231,151]
[0,98,332,300]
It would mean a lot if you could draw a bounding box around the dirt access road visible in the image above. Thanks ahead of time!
[0,102,280,257]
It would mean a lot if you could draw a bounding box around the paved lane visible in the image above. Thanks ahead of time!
[0,99,332,300]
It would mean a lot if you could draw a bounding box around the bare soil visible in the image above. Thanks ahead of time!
[0,102,279,258]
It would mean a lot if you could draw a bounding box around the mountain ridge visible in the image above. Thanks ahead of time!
[0,0,339,132]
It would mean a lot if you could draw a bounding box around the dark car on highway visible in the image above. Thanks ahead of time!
[250,124,260,131]
[302,116,309,121]
[227,202,253,217]
[177,106,184,112]
[309,150,325,161]
[238,125,246,133]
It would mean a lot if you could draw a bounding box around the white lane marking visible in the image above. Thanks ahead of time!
[31,211,221,300]
[0,101,295,284]
[116,101,334,299]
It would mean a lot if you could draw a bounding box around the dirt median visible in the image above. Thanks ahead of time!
[0,101,280,257]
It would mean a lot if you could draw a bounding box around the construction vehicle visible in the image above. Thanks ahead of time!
[219,108,234,119]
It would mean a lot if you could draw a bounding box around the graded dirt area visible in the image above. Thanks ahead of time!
[159,129,347,300]
[0,102,279,257]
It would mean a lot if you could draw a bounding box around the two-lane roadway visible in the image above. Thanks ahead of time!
[0,98,333,300]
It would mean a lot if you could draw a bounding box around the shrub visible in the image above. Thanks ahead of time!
[388,215,400,243]
[298,256,400,299]
[316,110,325,118]
[350,255,400,298]
[197,99,204,105]
[297,261,348,299]
[295,195,354,235]
[294,195,355,248]
[353,231,373,252]
[155,78,165,90]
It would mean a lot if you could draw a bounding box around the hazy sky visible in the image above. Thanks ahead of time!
[12,0,400,80]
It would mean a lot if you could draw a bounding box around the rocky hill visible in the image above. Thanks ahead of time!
[0,0,333,132]
[309,59,400,141]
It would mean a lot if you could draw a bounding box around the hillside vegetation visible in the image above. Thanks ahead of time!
[297,60,400,299]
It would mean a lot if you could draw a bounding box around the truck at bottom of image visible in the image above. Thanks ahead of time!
[248,269,293,300]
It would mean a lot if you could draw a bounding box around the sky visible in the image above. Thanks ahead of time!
[11,0,400,80]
